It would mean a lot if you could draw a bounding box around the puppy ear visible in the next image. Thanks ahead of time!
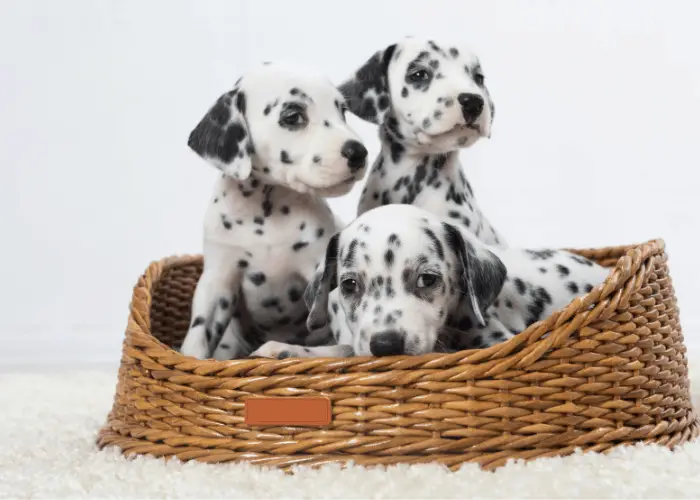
[338,44,397,125]
[304,233,340,333]
[187,88,254,180]
[442,223,506,326]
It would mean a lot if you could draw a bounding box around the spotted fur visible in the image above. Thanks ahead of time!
[179,63,368,360]
[250,205,610,359]
[338,37,505,246]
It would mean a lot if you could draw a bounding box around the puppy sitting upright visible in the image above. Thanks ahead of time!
[179,63,368,360]
[251,204,610,359]
[339,37,505,246]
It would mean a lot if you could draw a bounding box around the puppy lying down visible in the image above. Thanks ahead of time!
[250,204,611,359]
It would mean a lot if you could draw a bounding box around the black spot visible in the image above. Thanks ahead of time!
[526,286,553,326]
[505,299,513,309]
[388,234,401,246]
[191,316,205,328]
[514,278,527,295]
[278,351,292,360]
[384,249,395,267]
[281,206,290,215]
[389,139,405,164]
[263,105,272,116]
[422,228,445,260]
[261,297,280,309]
[249,273,266,286]
[343,239,359,267]
[401,87,408,98]
[331,301,339,313]
[570,254,595,267]
[538,267,547,274]
[235,91,246,114]
[219,343,230,350]
[323,120,330,127]
[299,222,306,230]
[213,197,219,204]
[449,47,459,58]
[238,259,249,269]
[490,331,505,341]
[280,150,293,164]
[316,228,325,238]
[567,282,580,294]
[584,283,594,293]
[289,87,300,95]
[262,199,273,218]
[292,241,309,252]
[221,215,232,230]
[219,297,230,310]
[288,288,302,302]
[526,249,556,260]
[254,216,264,225]
[455,315,473,331]
[556,264,570,277]
[312,155,321,164]
[255,229,264,235]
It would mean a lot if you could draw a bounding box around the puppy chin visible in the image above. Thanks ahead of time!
[314,181,356,198]
[294,164,362,198]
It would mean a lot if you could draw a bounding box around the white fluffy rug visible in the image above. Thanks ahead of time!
[1,366,700,499]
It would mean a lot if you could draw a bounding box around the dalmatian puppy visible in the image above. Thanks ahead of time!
[338,37,505,246]
[251,204,610,358]
[179,62,369,360]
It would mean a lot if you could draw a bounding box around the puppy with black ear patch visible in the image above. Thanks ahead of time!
[338,36,505,246]
[250,204,610,359]
[179,63,369,360]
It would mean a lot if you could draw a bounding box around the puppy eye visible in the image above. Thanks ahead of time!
[340,278,359,295]
[474,73,485,86]
[416,273,440,289]
[279,109,308,129]
[407,68,432,83]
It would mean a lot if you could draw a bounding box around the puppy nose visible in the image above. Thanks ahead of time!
[370,330,405,356]
[340,140,368,171]
[457,93,484,122]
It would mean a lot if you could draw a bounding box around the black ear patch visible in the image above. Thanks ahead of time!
[305,233,340,333]
[338,44,397,125]
[443,223,506,326]
[187,89,253,180]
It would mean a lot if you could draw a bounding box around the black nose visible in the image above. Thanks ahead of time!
[457,93,484,122]
[370,330,405,357]
[340,140,368,171]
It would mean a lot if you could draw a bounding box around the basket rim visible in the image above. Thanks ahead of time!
[127,238,667,376]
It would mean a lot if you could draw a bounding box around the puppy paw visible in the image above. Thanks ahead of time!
[249,341,306,360]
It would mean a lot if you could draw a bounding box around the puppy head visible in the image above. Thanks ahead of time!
[305,204,506,356]
[339,37,495,153]
[188,63,368,197]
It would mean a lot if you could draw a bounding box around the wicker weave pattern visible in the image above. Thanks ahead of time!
[97,239,699,470]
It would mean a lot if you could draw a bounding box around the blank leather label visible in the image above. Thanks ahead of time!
[244,397,331,426]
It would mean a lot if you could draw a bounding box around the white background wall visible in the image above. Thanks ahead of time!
[1,0,699,367]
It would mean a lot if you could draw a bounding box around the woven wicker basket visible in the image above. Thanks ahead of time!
[97,239,698,470]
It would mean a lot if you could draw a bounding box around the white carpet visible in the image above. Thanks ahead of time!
[1,366,699,500]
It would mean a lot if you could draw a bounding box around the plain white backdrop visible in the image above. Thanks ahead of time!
[1,0,699,366]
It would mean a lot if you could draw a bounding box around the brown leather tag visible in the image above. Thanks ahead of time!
[244,397,331,426]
